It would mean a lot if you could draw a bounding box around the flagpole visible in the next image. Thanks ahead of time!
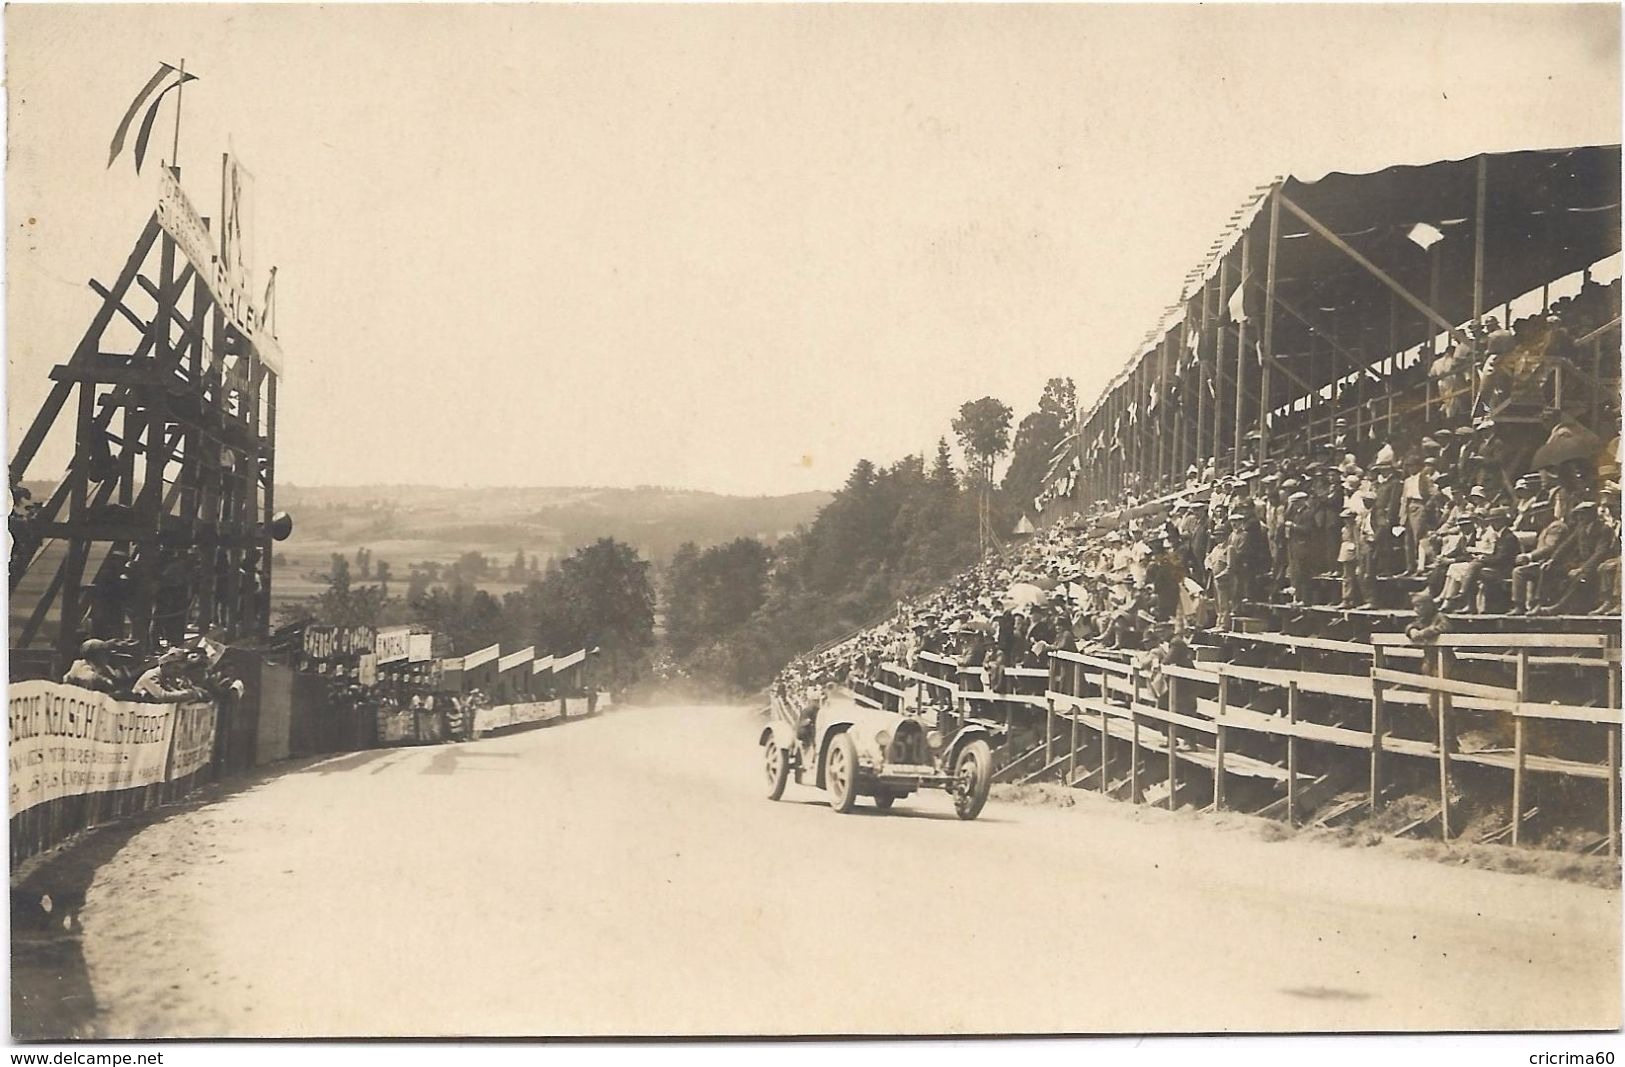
[170,58,185,173]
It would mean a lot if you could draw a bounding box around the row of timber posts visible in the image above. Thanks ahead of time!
[1073,155,1511,517]
[900,641,1616,850]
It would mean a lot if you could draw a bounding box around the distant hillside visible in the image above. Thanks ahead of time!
[272,484,831,567]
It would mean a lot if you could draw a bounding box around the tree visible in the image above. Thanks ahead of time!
[665,538,772,660]
[308,555,385,628]
[951,396,1014,487]
[510,548,527,582]
[664,542,704,658]
[531,538,656,688]
[374,559,392,595]
[410,582,503,655]
[930,436,958,492]
[951,396,1014,554]
[1002,376,1077,510]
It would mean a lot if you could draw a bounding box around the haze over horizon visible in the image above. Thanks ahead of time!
[8,5,1618,496]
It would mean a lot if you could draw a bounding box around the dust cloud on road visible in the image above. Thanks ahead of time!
[53,704,1621,1037]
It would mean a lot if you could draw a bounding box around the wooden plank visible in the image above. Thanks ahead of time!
[1370,649,1386,814]
[1514,703,1624,726]
[1369,632,1609,649]
[1513,650,1528,848]
[1213,675,1227,811]
[1438,653,1454,841]
[1044,698,1055,769]
[1610,724,1620,859]
[1229,630,1373,657]
[1286,680,1299,827]
[1161,664,1220,685]
[1052,649,1134,675]
[1372,667,1519,704]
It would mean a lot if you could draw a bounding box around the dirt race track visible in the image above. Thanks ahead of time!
[12,703,1620,1038]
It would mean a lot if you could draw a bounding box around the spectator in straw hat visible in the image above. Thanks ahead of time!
[1283,489,1317,605]
[1592,489,1621,615]
[1535,501,1614,614]
[131,647,207,703]
[62,639,120,693]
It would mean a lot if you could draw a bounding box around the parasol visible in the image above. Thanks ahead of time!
[1002,583,1047,611]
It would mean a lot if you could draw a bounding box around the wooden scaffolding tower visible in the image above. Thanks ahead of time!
[9,165,282,674]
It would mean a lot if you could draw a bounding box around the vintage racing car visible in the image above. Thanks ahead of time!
[759,685,1003,819]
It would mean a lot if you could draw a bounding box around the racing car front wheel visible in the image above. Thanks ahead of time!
[825,732,859,814]
[764,739,790,801]
[953,739,993,821]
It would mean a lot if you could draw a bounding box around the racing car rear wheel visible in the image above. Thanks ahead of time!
[764,739,790,800]
[952,739,993,821]
[872,791,896,811]
[825,732,859,814]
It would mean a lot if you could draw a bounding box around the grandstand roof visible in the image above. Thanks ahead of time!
[1090,143,1621,423]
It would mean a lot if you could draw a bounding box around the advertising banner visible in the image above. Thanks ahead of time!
[473,701,557,735]
[156,167,282,374]
[167,700,218,782]
[8,681,184,818]
[408,633,433,663]
[473,703,514,734]
[377,705,416,745]
[302,625,376,662]
[375,627,411,665]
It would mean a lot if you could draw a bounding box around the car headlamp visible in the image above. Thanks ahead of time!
[876,729,892,751]
[926,730,943,750]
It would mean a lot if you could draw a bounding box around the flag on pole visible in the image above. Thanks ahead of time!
[108,61,197,174]
[1226,279,1248,323]
[1406,222,1445,251]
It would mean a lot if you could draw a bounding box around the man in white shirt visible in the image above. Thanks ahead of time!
[131,648,206,703]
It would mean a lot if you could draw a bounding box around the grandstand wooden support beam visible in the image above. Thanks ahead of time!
[1369,650,1387,814]
[1471,155,1489,410]
[10,218,163,482]
[1259,185,1280,464]
[1610,659,1621,859]
[1437,650,1455,841]
[1512,650,1528,847]
[1286,680,1300,827]
[1233,233,1250,471]
[1222,258,1228,461]
[1279,193,1454,338]
[1472,154,1488,331]
[1196,281,1211,474]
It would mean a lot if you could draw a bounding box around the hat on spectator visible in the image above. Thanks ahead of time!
[157,647,188,666]
[1468,485,1488,498]
[79,639,112,657]
[1571,501,1599,516]
[1288,491,1309,502]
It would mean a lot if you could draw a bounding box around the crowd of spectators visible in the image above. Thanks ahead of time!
[60,635,244,704]
[775,287,1621,714]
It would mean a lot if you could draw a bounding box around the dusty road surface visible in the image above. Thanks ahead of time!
[33,703,1621,1037]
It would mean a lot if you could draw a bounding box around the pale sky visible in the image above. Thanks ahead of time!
[6,4,1619,496]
